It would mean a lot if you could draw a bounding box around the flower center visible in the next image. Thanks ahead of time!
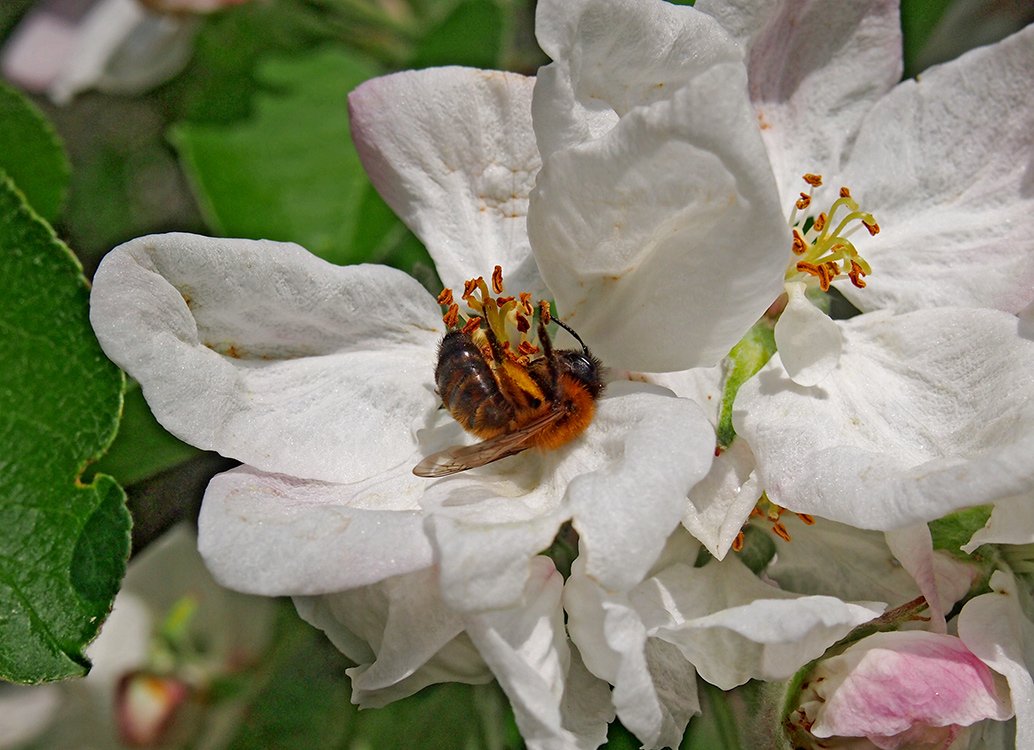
[785,173,878,292]
[438,265,547,364]
[732,493,815,551]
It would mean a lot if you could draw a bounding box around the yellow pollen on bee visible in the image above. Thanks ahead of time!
[785,173,878,291]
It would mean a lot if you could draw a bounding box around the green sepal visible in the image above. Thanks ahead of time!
[716,320,776,447]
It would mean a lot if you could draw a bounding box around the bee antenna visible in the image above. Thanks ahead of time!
[553,318,590,355]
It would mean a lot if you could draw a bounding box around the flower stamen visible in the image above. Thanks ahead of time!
[785,173,878,291]
[436,266,552,366]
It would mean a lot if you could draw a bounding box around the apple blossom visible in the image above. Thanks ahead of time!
[90,62,727,747]
[789,631,1012,750]
[1,0,246,104]
[565,530,886,749]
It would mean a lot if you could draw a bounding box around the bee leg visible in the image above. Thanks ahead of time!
[537,315,561,401]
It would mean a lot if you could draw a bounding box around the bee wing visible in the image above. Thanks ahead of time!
[412,410,566,478]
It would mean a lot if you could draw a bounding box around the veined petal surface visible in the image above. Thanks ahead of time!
[530,0,788,371]
[735,308,1034,530]
[90,233,442,483]
[198,465,434,595]
[349,67,543,295]
[837,24,1034,315]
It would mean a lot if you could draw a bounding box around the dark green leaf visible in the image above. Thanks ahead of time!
[170,48,384,265]
[0,175,128,683]
[0,82,70,222]
[86,380,200,487]
[409,0,505,69]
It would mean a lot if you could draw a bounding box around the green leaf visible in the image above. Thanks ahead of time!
[716,320,776,448]
[0,83,70,222]
[0,175,129,683]
[171,48,385,265]
[929,506,994,557]
[409,0,506,69]
[86,380,200,487]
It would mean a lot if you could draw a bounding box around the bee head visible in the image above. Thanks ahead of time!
[556,349,605,399]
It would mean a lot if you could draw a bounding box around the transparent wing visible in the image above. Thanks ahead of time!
[412,409,565,478]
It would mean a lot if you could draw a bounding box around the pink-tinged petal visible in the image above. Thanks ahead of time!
[420,387,714,612]
[90,233,442,484]
[885,525,976,633]
[697,0,902,206]
[773,281,842,387]
[198,466,434,596]
[959,571,1034,749]
[683,438,761,560]
[837,24,1034,315]
[808,632,1011,742]
[349,68,542,295]
[735,308,1034,530]
[963,491,1034,553]
[529,0,788,372]
[650,556,884,689]
[466,558,612,750]
[37,0,198,104]
[293,568,488,709]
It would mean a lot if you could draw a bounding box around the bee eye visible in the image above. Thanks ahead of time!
[557,350,602,393]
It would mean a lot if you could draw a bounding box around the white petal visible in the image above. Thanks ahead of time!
[963,491,1034,553]
[349,68,543,295]
[466,558,612,750]
[683,437,761,560]
[90,233,442,483]
[0,684,61,749]
[650,557,884,689]
[837,24,1034,315]
[565,386,714,592]
[697,0,903,206]
[885,525,974,633]
[1020,299,1034,341]
[294,568,490,709]
[773,281,842,387]
[421,387,715,611]
[565,557,700,749]
[735,308,1034,530]
[645,364,723,425]
[959,571,1034,749]
[48,0,196,104]
[766,516,923,606]
[198,465,434,595]
[529,0,788,371]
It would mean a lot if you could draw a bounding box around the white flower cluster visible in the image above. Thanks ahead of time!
[89,0,1034,748]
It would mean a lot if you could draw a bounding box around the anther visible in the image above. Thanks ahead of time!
[863,219,880,236]
[491,265,504,294]
[437,288,454,306]
[772,522,792,543]
[812,212,827,233]
[797,513,816,526]
[496,295,516,308]
[539,300,551,325]
[732,531,745,552]
[461,316,482,335]
[792,229,807,255]
[443,304,460,328]
[516,312,531,334]
[462,278,479,299]
[796,192,812,210]
[839,187,851,199]
[519,292,534,316]
[517,340,539,356]
[802,173,823,187]
[848,260,867,288]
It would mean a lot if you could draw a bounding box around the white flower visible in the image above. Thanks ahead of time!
[90,62,732,746]
[696,0,1034,532]
[0,0,243,104]
[564,530,885,749]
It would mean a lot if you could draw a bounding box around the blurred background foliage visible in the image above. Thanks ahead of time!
[2,0,1031,747]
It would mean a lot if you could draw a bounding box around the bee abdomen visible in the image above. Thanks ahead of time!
[436,331,514,435]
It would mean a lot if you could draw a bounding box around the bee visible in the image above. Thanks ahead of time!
[413,271,604,478]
